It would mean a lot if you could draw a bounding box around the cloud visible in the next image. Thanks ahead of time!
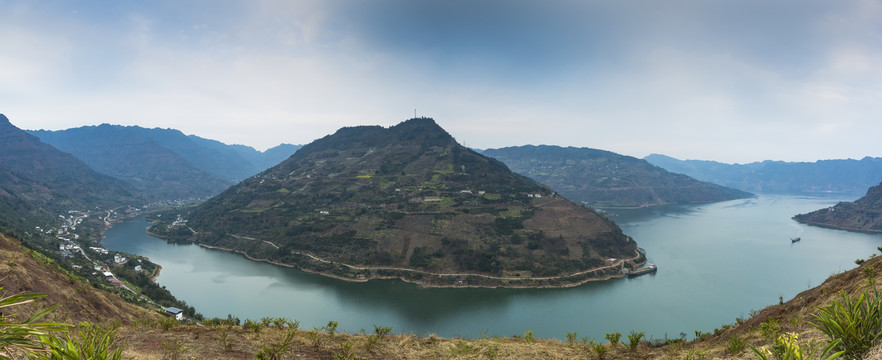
[0,0,880,161]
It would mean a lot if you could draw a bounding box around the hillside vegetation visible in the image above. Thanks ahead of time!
[794,181,882,232]
[156,118,641,287]
[484,145,752,208]
[0,114,146,237]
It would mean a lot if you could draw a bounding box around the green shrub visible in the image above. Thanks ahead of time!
[605,332,621,347]
[565,331,578,345]
[627,330,644,351]
[255,329,297,360]
[811,290,882,358]
[523,329,534,344]
[759,318,780,341]
[727,335,746,355]
[751,332,843,360]
[373,324,392,338]
[590,339,608,360]
[244,319,265,334]
[35,322,125,360]
[159,316,177,331]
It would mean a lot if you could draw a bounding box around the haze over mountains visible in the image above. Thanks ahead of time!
[646,154,882,196]
[159,118,640,287]
[0,114,145,233]
[29,125,301,200]
[483,145,752,208]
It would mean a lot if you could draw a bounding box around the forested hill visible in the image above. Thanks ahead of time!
[162,118,641,287]
[645,153,882,195]
[794,181,882,233]
[483,145,752,208]
[0,114,145,235]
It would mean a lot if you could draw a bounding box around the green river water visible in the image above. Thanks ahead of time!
[101,194,882,341]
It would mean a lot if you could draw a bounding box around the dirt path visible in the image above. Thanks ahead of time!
[228,233,643,283]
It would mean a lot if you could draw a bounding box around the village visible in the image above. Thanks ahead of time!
[32,207,188,321]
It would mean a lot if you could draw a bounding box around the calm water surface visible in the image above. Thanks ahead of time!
[102,194,882,340]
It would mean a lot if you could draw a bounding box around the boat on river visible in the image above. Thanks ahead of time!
[791,237,801,243]
[627,263,657,278]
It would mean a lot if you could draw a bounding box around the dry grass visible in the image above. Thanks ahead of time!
[0,234,159,324]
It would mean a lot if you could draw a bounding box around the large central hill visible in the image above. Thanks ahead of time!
[483,145,752,208]
[164,118,641,287]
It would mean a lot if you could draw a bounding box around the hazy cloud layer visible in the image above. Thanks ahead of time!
[1,0,879,163]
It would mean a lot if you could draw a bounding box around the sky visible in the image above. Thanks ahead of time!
[1,0,880,164]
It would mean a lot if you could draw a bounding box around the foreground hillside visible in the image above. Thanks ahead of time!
[794,181,882,232]
[157,118,641,287]
[0,233,157,324]
[646,153,882,195]
[484,145,752,208]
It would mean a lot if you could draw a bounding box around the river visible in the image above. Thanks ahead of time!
[101,194,882,341]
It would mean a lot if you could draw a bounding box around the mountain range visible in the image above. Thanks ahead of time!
[156,118,641,287]
[29,125,301,200]
[0,114,145,235]
[645,154,882,195]
[482,145,752,208]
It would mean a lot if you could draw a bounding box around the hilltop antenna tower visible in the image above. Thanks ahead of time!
[414,109,417,118]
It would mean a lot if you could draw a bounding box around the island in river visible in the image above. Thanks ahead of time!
[148,118,644,288]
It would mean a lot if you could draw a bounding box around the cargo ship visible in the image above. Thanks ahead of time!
[627,263,657,278]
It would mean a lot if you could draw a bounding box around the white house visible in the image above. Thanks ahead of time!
[165,307,184,321]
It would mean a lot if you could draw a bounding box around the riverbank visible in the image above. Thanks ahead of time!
[194,241,647,289]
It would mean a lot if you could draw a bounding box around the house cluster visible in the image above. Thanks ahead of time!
[57,238,81,258]
[89,246,110,255]
[170,214,187,227]
[103,271,124,287]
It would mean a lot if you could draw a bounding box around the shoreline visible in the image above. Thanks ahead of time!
[194,242,645,289]
[794,218,882,234]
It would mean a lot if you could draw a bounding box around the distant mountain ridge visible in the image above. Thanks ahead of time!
[645,154,882,195]
[482,145,752,208]
[0,114,145,234]
[794,181,882,232]
[159,118,641,287]
[29,125,301,200]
